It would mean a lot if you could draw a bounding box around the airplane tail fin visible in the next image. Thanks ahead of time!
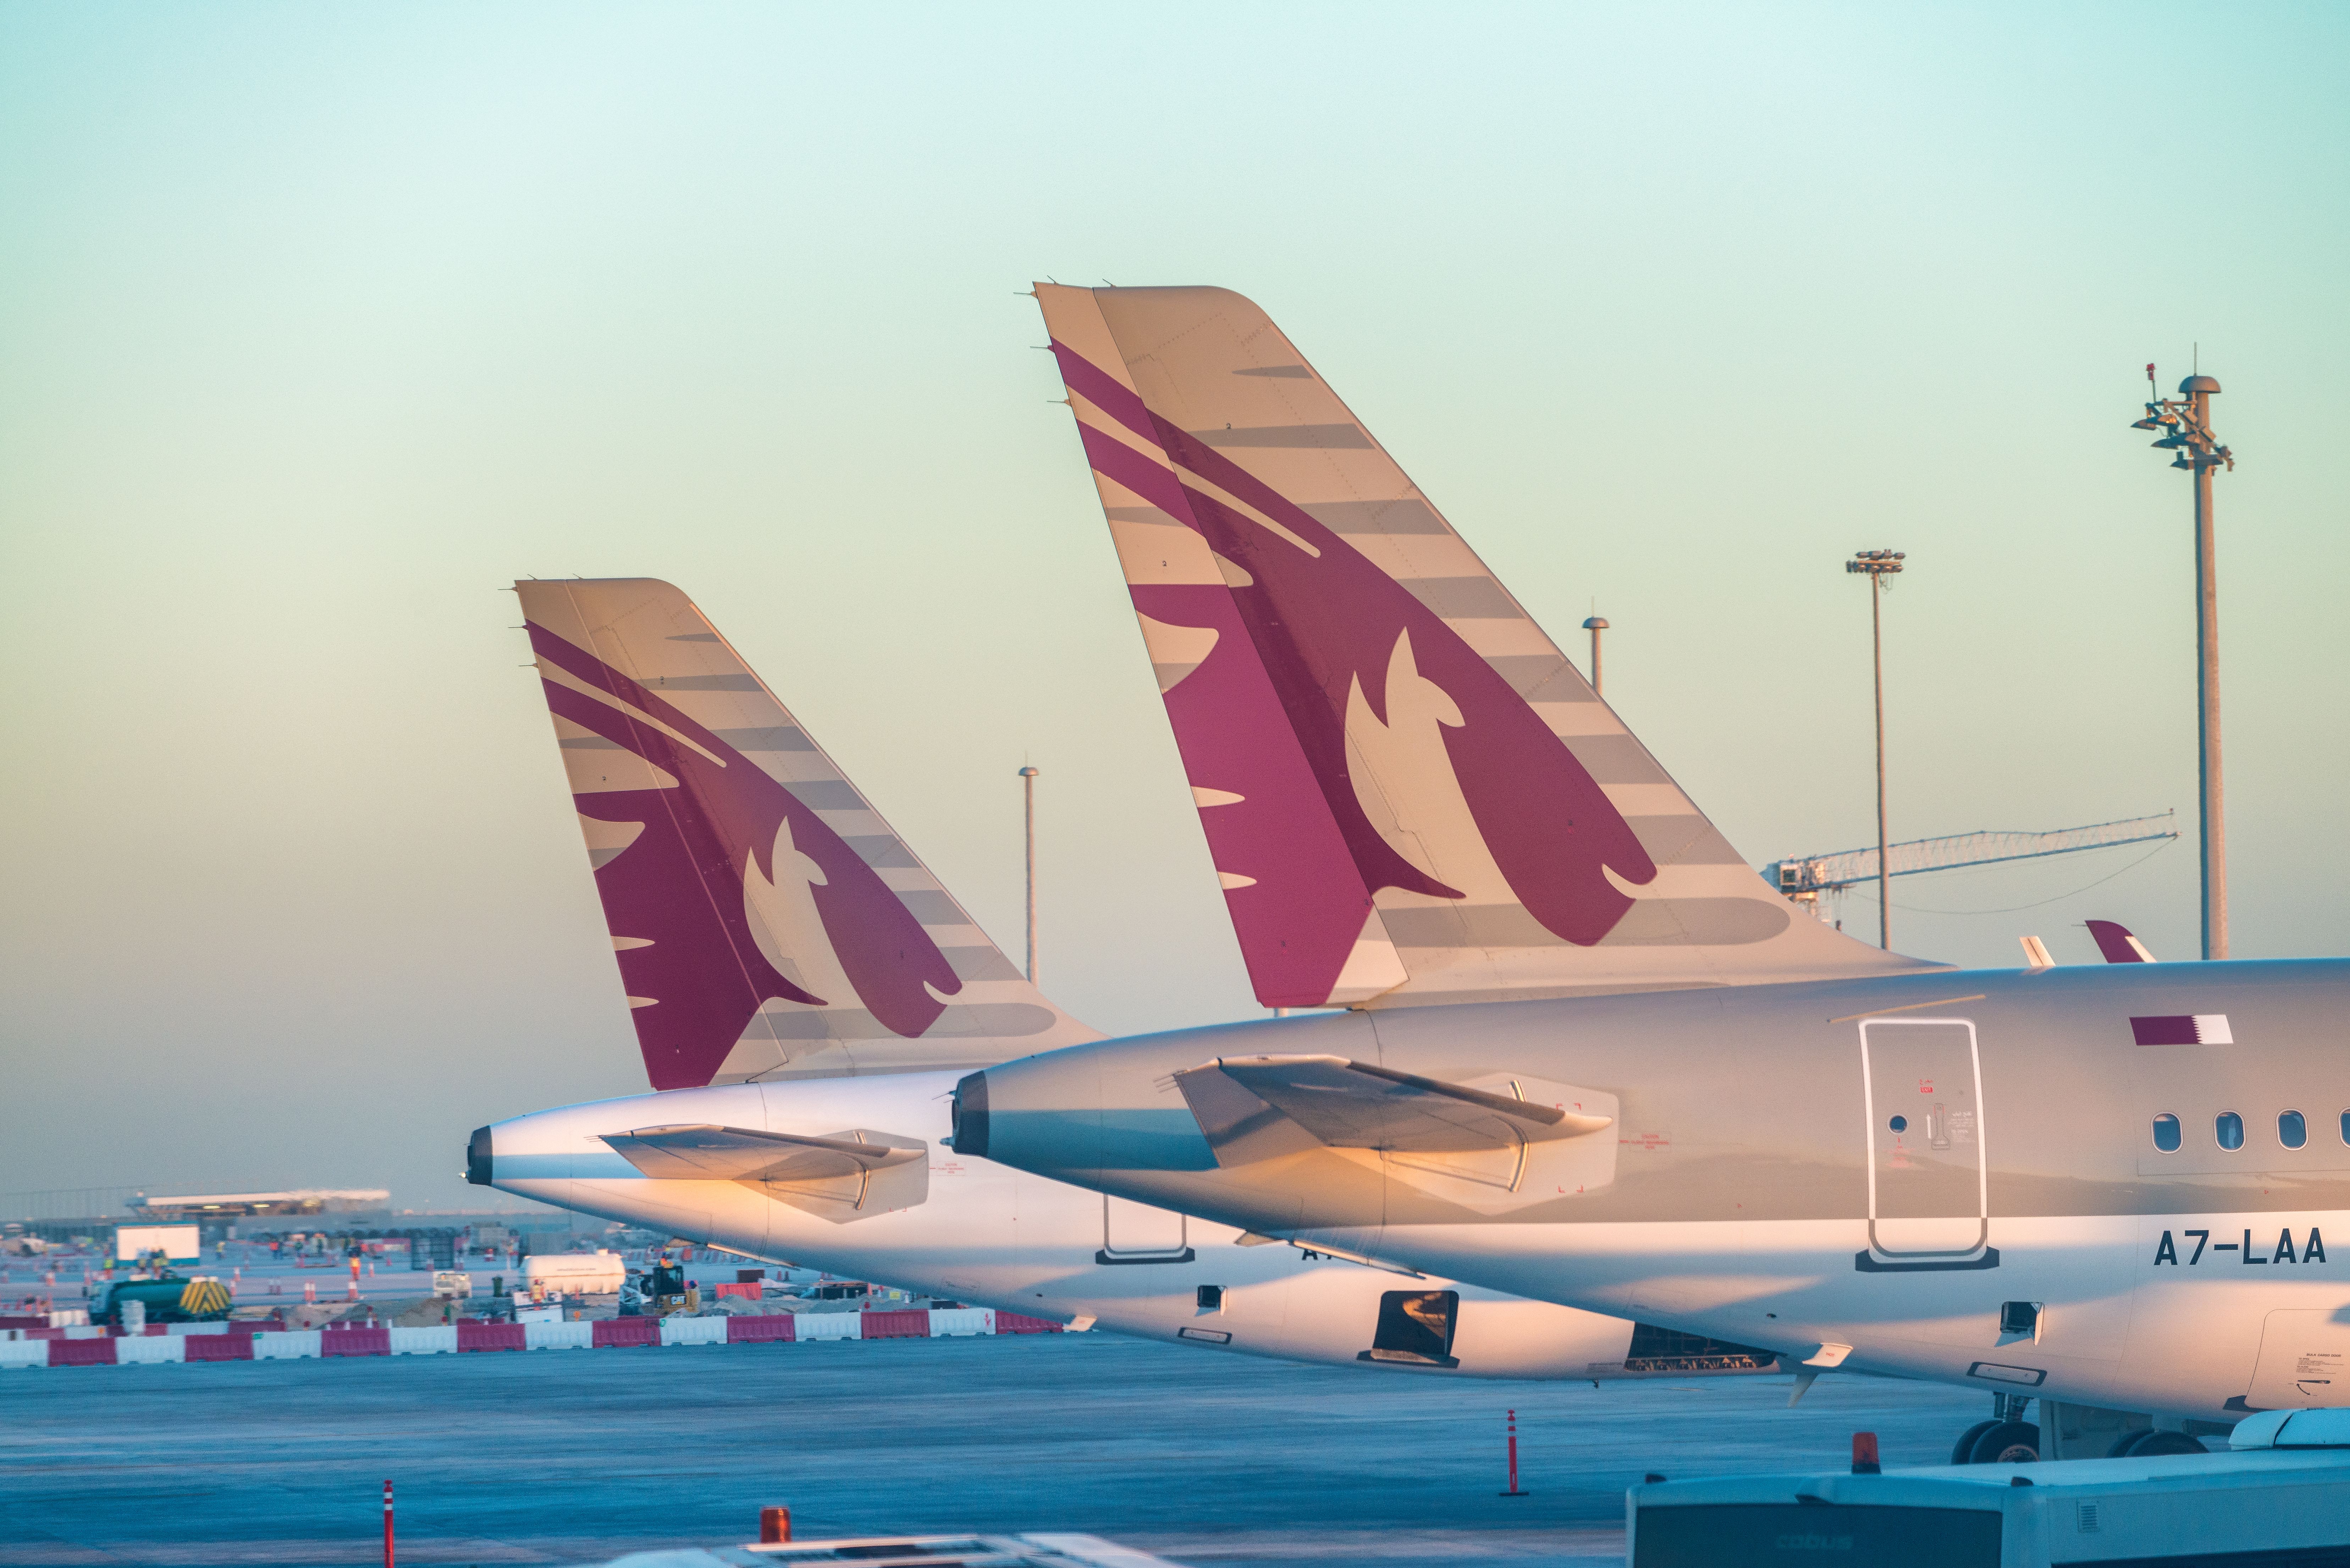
[2086,920,2156,963]
[516,578,1097,1089]
[1034,284,1936,1008]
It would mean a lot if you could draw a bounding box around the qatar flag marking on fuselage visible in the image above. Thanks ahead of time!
[2130,1014,2233,1046]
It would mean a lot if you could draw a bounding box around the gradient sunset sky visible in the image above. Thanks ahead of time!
[4,4,2345,1208]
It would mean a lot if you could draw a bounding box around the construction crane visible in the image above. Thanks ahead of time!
[1765,813,2179,908]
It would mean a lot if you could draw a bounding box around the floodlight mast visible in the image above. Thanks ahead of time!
[2131,366,2234,959]
[1018,765,1041,983]
[1846,550,1905,949]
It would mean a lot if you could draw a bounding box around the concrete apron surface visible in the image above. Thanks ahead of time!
[0,1331,1984,1568]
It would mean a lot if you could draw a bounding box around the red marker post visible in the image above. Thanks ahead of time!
[1499,1409,1528,1497]
[383,1480,395,1568]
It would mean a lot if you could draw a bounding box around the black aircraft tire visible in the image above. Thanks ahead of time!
[2106,1429,2149,1458]
[2126,1430,2207,1457]
[1966,1420,2041,1464]
[1951,1420,2003,1465]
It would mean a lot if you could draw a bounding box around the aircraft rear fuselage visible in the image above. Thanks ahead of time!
[961,957,2350,1420]
[479,1072,1747,1381]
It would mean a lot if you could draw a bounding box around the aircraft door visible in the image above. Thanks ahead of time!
[1096,1195,1194,1264]
[1861,1018,1988,1260]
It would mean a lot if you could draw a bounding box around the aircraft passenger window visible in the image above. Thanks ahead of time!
[1888,1115,1908,1133]
[2151,1114,2181,1153]
[1196,1285,1223,1311]
[2216,1112,2244,1152]
[2341,1110,2350,1147]
[2279,1111,2307,1150]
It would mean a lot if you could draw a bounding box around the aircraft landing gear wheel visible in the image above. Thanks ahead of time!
[2110,1429,2206,1458]
[1966,1420,2041,1464]
[1952,1419,2002,1465]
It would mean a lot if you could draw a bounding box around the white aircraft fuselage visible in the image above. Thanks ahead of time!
[957,959,2350,1422]
[480,1072,1758,1380]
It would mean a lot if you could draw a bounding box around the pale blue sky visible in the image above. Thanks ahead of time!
[4,4,2345,1209]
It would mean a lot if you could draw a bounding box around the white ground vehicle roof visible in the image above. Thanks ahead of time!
[1628,1440,2350,1567]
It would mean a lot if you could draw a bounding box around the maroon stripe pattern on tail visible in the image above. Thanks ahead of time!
[1054,341,1656,952]
[528,623,958,1089]
[2087,920,2148,963]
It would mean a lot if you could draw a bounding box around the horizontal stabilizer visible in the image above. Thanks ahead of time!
[1174,1054,1610,1154]
[601,1124,923,1183]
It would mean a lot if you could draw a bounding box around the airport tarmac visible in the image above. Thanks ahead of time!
[1,1328,1986,1568]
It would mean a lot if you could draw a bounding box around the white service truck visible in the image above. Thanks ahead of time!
[522,1250,624,1298]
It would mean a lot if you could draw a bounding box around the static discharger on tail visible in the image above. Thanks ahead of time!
[1034,284,1936,1010]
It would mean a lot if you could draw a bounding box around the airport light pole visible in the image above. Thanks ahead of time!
[1018,765,1040,984]
[1846,550,1905,949]
[2130,367,2235,959]
[1582,616,1609,696]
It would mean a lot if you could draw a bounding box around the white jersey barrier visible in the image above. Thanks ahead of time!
[524,1320,594,1351]
[114,1336,187,1365]
[255,1330,322,1360]
[791,1312,862,1341]
[659,1316,729,1347]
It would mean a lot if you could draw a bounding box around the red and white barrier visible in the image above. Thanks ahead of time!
[0,1307,1064,1369]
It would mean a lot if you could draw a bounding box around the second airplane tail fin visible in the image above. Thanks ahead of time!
[518,578,1097,1089]
[1036,283,1935,1008]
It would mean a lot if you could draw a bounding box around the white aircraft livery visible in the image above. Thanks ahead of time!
[948,284,2350,1458]
[471,577,1789,1382]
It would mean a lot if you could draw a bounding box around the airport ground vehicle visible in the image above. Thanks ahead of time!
[521,1250,625,1298]
[1626,1409,2350,1567]
[90,1269,231,1327]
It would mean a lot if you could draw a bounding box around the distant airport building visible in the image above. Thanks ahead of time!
[132,1190,390,1220]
